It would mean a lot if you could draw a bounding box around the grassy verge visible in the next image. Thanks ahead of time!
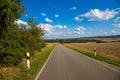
[16,45,55,80]
[66,46,120,66]
[0,43,55,80]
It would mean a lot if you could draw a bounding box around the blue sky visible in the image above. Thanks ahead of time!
[18,0,120,39]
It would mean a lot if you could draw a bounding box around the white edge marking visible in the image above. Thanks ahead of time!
[34,46,56,80]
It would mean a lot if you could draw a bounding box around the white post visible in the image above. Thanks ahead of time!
[26,52,30,69]
[94,48,96,56]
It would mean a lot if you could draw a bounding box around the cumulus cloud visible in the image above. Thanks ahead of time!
[70,7,76,10]
[74,26,86,34]
[15,19,28,27]
[54,14,59,18]
[75,26,86,31]
[81,9,115,21]
[41,13,46,16]
[38,24,88,39]
[74,17,83,22]
[38,23,67,34]
[54,25,67,29]
[54,25,63,29]
[45,18,53,23]
[114,17,120,22]
[38,24,53,33]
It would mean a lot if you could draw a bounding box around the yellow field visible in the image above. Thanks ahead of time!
[65,42,120,60]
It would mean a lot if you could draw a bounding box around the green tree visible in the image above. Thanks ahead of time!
[0,0,46,66]
[0,0,25,66]
[24,18,45,55]
[0,0,25,35]
[0,25,26,66]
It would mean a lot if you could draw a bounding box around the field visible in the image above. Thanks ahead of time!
[65,42,120,61]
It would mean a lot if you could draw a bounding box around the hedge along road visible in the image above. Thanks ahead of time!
[34,43,120,80]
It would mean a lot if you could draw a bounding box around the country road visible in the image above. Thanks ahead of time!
[34,44,120,80]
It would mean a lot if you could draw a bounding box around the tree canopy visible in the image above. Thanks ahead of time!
[0,0,45,66]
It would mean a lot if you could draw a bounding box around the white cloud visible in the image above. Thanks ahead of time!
[114,17,120,23]
[81,9,115,21]
[111,30,117,34]
[74,26,86,34]
[38,24,53,33]
[63,25,67,28]
[54,25,63,29]
[38,23,67,34]
[37,23,68,39]
[45,18,53,23]
[115,8,120,15]
[70,7,76,10]
[41,13,46,16]
[54,14,59,18]
[112,23,120,28]
[75,26,86,31]
[54,25,67,29]
[38,24,88,39]
[74,17,83,22]
[15,19,28,27]
[73,7,76,10]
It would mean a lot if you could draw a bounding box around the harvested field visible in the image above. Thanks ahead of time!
[65,42,120,61]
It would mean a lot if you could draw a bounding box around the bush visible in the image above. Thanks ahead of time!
[0,0,45,66]
[0,50,25,66]
[0,19,45,66]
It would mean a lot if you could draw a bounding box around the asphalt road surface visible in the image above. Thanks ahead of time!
[34,44,120,80]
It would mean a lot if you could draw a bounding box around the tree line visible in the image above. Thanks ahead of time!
[0,0,45,66]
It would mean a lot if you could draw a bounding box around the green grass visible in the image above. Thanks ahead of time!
[16,45,55,80]
[66,46,120,66]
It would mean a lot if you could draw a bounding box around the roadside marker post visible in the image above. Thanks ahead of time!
[26,52,30,69]
[94,48,96,56]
